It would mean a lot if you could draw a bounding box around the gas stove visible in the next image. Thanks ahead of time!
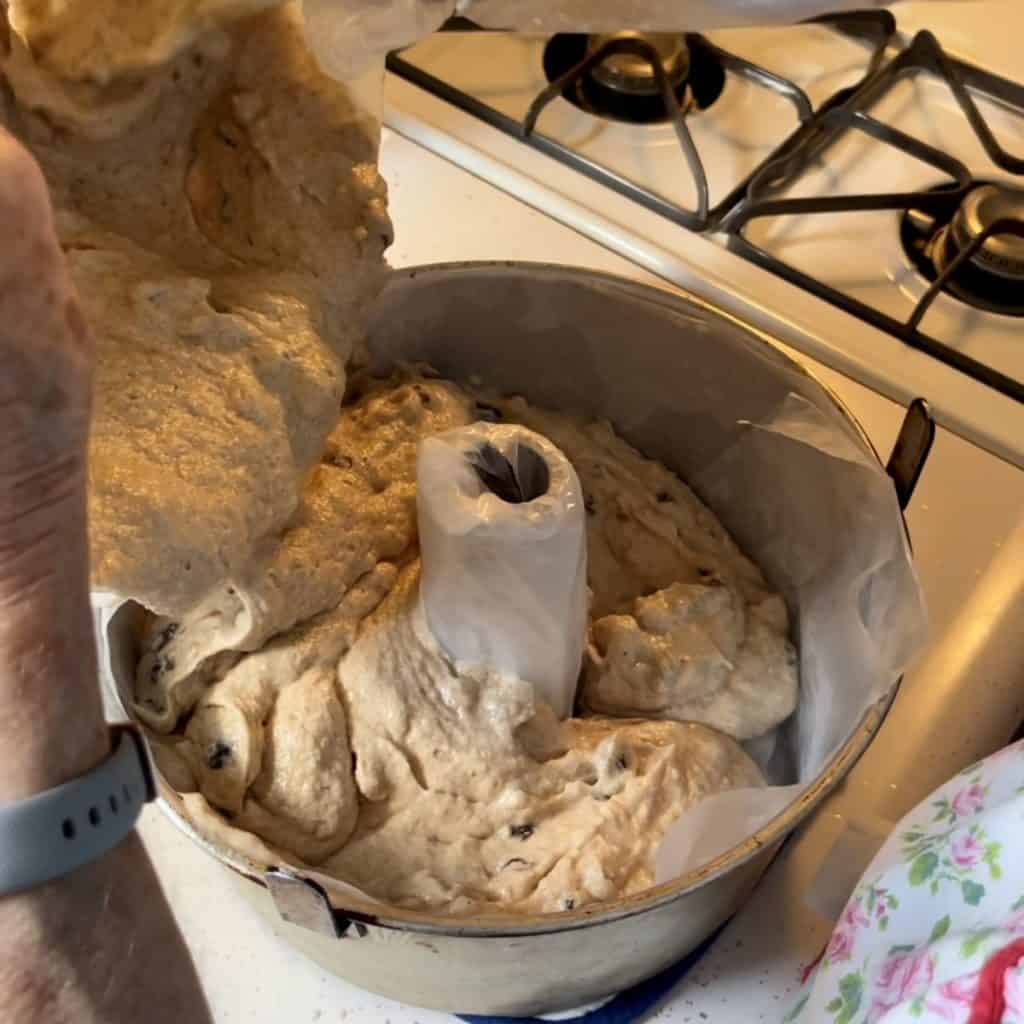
[385,3,1024,467]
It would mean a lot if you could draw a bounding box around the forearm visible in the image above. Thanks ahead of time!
[0,835,213,1024]
[0,490,213,1024]
[0,127,212,1024]
[0,123,107,800]
[0,482,107,802]
[0,418,213,1024]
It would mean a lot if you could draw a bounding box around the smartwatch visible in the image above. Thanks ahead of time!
[0,725,156,896]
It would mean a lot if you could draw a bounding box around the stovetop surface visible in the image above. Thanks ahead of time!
[389,4,1024,442]
[391,20,876,216]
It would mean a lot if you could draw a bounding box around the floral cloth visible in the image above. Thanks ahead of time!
[788,740,1024,1024]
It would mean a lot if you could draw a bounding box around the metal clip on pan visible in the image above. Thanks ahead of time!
[265,868,368,940]
[886,398,935,511]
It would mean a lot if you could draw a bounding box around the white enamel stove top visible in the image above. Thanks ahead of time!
[385,1,1024,468]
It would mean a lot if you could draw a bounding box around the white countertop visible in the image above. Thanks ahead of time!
[138,124,1024,1023]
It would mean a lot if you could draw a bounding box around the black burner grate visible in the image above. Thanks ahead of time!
[387,15,1024,403]
[387,11,895,232]
[725,30,1024,403]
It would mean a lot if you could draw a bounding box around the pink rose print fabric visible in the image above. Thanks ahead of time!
[1005,965,1024,1017]
[952,784,986,818]
[924,971,979,1022]
[870,949,935,1017]
[786,741,1024,1024]
[950,832,985,870]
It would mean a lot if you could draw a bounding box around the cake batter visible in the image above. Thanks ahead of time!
[138,374,796,914]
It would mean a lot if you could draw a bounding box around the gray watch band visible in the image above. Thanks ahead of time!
[0,726,156,895]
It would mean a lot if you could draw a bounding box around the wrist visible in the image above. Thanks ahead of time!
[0,696,109,802]
[0,452,89,591]
[0,497,107,801]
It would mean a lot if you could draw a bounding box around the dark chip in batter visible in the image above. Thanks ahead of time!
[206,742,233,771]
[153,622,179,652]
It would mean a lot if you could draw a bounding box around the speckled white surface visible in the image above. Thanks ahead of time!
[139,806,453,1024]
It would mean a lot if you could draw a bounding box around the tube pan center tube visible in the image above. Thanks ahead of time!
[416,422,588,719]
